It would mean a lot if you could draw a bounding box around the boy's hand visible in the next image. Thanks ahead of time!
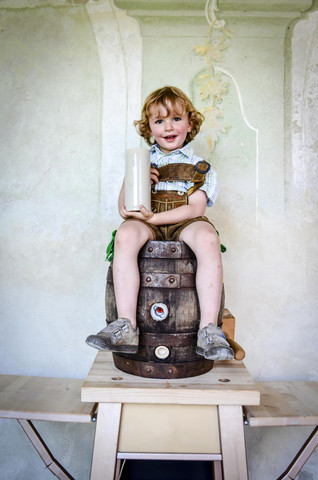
[119,205,130,219]
[121,205,154,222]
[150,167,159,185]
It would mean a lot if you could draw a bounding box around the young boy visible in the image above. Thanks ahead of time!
[86,86,234,361]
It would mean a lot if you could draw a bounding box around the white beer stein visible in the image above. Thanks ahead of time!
[125,147,151,211]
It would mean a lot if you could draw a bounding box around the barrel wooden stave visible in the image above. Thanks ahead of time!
[139,257,196,274]
[137,287,200,333]
[117,333,198,362]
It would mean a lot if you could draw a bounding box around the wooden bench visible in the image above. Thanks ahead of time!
[244,381,318,480]
[0,374,97,480]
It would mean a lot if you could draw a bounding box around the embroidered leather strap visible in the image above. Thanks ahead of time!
[157,161,210,196]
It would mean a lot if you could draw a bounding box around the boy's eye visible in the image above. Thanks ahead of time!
[155,119,163,124]
[174,117,182,121]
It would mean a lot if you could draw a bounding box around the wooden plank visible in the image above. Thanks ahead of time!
[244,381,318,427]
[218,405,248,480]
[118,404,221,454]
[0,375,96,423]
[81,352,259,406]
[116,452,222,461]
[90,403,122,480]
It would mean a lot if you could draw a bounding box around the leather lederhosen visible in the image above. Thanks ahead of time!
[151,160,211,214]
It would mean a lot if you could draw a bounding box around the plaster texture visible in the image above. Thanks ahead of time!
[0,2,105,379]
[0,0,317,479]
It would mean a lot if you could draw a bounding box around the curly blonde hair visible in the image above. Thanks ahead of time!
[134,86,204,147]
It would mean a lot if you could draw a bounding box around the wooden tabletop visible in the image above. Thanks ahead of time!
[81,352,260,406]
[0,374,96,423]
[244,381,318,427]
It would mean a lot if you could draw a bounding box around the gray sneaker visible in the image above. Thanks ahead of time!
[196,323,234,360]
[86,318,139,353]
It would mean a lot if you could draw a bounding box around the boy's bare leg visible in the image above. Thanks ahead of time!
[85,220,153,352]
[179,221,223,329]
[113,220,154,330]
[180,221,233,360]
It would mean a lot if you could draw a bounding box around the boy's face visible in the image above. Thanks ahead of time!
[148,100,192,154]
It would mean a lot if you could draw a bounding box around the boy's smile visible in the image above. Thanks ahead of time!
[148,101,192,154]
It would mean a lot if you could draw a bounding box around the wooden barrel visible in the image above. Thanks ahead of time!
[105,240,224,379]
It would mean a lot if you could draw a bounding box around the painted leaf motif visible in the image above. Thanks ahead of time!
[194,45,208,56]
[207,135,214,151]
[193,20,232,153]
[199,75,228,101]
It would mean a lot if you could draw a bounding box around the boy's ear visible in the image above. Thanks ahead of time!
[187,112,193,132]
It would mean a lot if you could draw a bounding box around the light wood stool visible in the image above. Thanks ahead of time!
[82,353,259,480]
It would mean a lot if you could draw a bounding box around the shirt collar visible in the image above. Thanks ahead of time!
[150,143,192,158]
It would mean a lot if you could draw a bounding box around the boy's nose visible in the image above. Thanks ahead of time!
[164,119,173,130]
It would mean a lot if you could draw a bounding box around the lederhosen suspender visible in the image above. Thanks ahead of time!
[151,160,211,213]
[156,160,211,196]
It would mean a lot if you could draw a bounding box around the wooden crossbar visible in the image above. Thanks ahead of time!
[18,419,76,480]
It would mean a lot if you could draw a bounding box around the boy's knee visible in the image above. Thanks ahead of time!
[203,228,220,247]
[116,222,150,247]
[115,224,136,244]
[191,226,220,252]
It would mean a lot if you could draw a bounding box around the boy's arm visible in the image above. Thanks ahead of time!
[118,179,126,219]
[122,189,207,225]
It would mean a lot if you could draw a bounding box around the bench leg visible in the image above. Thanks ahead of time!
[218,405,248,480]
[90,402,122,480]
[114,458,123,480]
[276,426,318,480]
[18,419,75,480]
[213,460,223,480]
